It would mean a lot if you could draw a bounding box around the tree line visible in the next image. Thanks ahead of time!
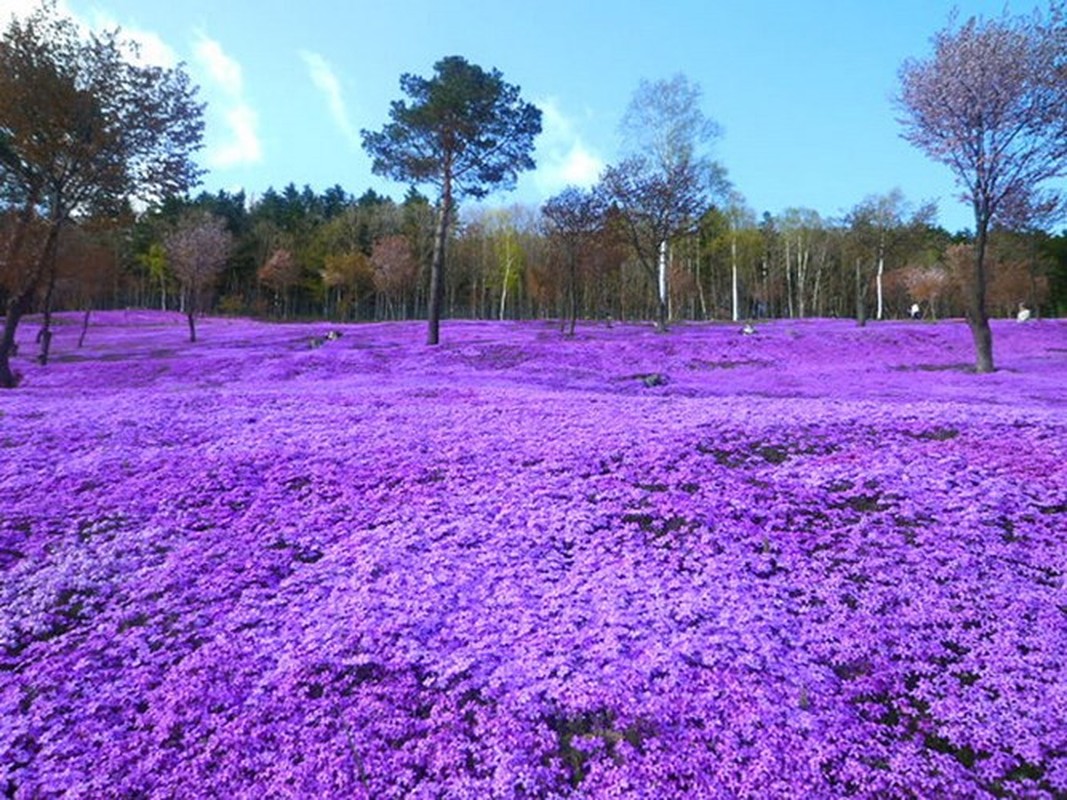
[30,182,1066,328]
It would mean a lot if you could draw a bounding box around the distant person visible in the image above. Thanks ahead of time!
[909,303,921,320]
[1017,303,1031,322]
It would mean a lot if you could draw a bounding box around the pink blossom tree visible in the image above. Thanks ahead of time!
[164,212,232,342]
[897,4,1067,372]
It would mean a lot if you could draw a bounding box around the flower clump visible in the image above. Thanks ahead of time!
[1,312,1065,798]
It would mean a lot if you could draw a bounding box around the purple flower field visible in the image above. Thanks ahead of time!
[2,311,1066,799]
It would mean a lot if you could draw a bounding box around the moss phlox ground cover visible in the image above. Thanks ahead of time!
[2,312,1065,798]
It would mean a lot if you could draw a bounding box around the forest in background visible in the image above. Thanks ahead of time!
[18,181,1067,329]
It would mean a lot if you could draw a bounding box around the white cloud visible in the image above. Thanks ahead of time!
[531,97,605,196]
[0,2,177,67]
[209,104,262,169]
[301,50,359,147]
[557,145,604,186]
[193,32,263,169]
[121,26,178,68]
[195,33,243,96]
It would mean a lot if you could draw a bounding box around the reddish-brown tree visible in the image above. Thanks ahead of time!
[0,3,203,387]
[258,248,301,318]
[371,235,418,318]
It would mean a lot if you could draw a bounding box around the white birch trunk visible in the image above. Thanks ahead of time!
[785,237,794,318]
[876,249,885,321]
[658,239,668,308]
[731,236,739,322]
[498,257,511,321]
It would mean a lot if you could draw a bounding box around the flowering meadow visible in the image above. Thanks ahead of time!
[1,311,1065,799]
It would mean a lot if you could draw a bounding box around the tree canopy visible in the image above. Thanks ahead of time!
[600,74,729,330]
[164,211,231,342]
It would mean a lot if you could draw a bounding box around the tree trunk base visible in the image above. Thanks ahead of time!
[969,318,995,373]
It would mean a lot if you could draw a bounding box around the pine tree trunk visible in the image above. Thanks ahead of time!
[427,175,452,346]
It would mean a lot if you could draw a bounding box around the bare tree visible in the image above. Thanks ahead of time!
[542,186,604,335]
[164,212,231,342]
[371,234,418,318]
[897,4,1067,371]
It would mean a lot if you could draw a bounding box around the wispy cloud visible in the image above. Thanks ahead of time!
[300,50,360,147]
[531,97,605,196]
[194,32,262,169]
[195,34,243,96]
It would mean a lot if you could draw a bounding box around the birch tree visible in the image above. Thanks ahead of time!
[847,191,937,322]
[600,74,728,330]
[724,195,757,322]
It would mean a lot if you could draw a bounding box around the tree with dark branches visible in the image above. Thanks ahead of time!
[600,75,729,331]
[542,186,604,337]
[164,211,231,343]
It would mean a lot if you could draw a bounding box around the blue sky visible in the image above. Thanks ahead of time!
[2,0,1047,232]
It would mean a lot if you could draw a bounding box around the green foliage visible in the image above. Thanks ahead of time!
[361,55,542,201]
[362,55,541,343]
[138,242,169,286]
